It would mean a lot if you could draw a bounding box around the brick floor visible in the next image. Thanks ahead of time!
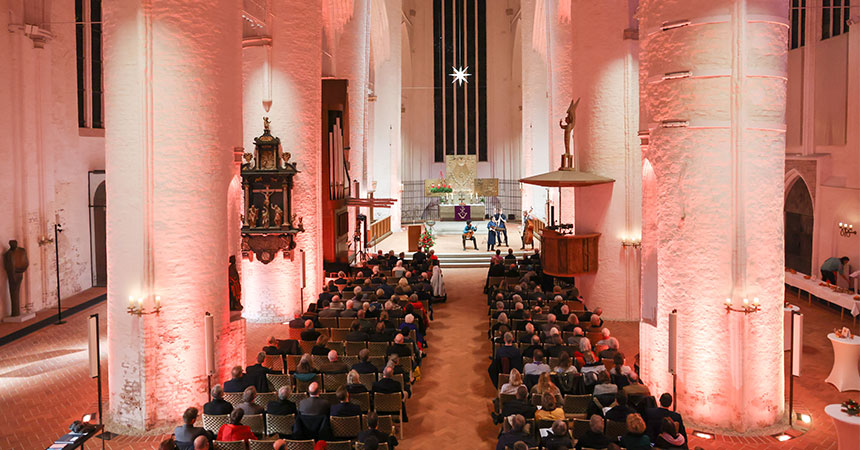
[0,279,852,449]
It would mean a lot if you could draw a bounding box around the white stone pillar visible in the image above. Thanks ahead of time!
[520,0,550,219]
[570,0,641,318]
[103,0,245,432]
[638,0,788,433]
[547,0,574,225]
[240,0,323,322]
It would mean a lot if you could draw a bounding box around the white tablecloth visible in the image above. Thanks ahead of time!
[826,333,860,392]
[784,305,800,351]
[825,403,860,450]
[785,271,859,314]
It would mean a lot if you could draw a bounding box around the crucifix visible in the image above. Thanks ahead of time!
[251,185,282,228]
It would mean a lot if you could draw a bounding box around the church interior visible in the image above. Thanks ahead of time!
[2,0,860,449]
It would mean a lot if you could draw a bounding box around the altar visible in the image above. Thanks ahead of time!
[440,204,486,221]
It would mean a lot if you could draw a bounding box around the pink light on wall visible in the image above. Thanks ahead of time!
[323,0,355,48]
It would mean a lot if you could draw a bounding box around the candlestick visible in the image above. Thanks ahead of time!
[155,295,161,309]
[128,295,135,308]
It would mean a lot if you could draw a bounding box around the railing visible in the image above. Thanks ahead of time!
[368,216,392,247]
[532,218,546,242]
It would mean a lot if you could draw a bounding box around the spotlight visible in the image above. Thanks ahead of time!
[693,431,713,440]
[774,433,793,442]
[797,412,811,424]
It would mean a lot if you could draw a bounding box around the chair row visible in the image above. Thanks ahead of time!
[263,354,413,375]
[203,410,401,441]
[212,437,389,450]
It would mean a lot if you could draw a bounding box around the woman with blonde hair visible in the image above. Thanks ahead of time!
[529,371,561,402]
[392,260,407,277]
[294,354,317,382]
[534,392,566,421]
[620,413,652,450]
[499,368,524,395]
[345,369,367,394]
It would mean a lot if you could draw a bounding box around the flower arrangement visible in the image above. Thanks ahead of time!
[842,399,860,416]
[418,230,435,251]
[429,183,453,193]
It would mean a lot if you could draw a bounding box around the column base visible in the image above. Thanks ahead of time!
[3,312,37,323]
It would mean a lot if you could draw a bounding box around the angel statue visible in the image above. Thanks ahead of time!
[559,97,580,169]
[263,116,271,132]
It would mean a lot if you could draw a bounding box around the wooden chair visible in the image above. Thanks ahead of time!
[298,340,315,354]
[346,341,367,355]
[201,414,229,434]
[498,373,510,386]
[571,418,591,439]
[331,415,362,439]
[256,392,277,407]
[340,318,356,329]
[354,442,389,450]
[266,413,295,437]
[330,328,350,342]
[604,419,627,441]
[288,392,309,404]
[369,356,386,371]
[222,392,243,407]
[249,440,278,450]
[367,341,389,356]
[311,355,329,369]
[373,392,404,438]
[294,374,321,394]
[398,356,413,374]
[241,413,265,436]
[319,317,339,329]
[488,276,504,288]
[324,372,348,392]
[350,391,371,412]
[362,414,396,439]
[586,332,603,347]
[341,355,359,367]
[282,440,315,450]
[329,341,346,355]
[213,441,245,450]
[325,441,352,450]
[263,354,285,373]
[267,374,292,392]
[499,393,517,408]
[321,392,339,405]
[358,373,376,391]
[563,394,591,419]
[285,355,302,372]
[601,358,615,373]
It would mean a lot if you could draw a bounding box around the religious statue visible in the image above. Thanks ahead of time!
[260,205,270,228]
[263,116,271,132]
[228,255,242,311]
[281,151,291,169]
[272,204,283,228]
[4,240,29,317]
[248,205,258,228]
[559,97,580,169]
[242,152,255,170]
[290,213,297,228]
[297,216,304,230]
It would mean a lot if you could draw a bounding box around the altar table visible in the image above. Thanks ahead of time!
[825,403,860,450]
[826,333,860,392]
[440,204,485,221]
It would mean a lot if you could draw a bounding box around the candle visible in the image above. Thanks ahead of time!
[742,298,748,306]
[128,295,135,308]
[725,298,732,306]
[155,295,161,309]
[137,297,144,309]
[752,297,760,307]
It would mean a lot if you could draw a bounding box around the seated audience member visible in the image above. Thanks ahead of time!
[562,314,580,332]
[510,301,526,319]
[334,271,349,285]
[610,354,633,378]
[566,327,586,349]
[497,385,537,422]
[328,295,345,310]
[545,332,569,358]
[356,412,399,448]
[203,385,233,415]
[534,393,565,421]
[372,366,402,394]
[500,368,525,396]
[174,407,207,450]
[320,350,349,373]
[530,372,561,401]
[298,382,330,416]
[592,371,617,396]
[330,386,363,417]
[574,339,598,368]
[496,414,537,450]
[300,320,321,341]
[346,321,370,342]
[599,338,619,361]
[237,386,264,415]
[288,315,305,328]
[245,351,279,392]
[532,306,548,321]
[623,372,652,398]
[263,336,282,355]
[352,349,378,374]
[294,354,318,382]
[491,250,504,265]
[491,313,512,339]
[386,333,413,358]
[605,390,635,423]
[369,321,391,342]
[519,323,536,343]
[495,332,524,373]
[554,352,578,374]
[505,248,517,261]
[192,435,208,450]
[646,393,687,442]
[587,310,605,330]
[266,386,297,416]
[524,350,551,376]
[398,314,426,348]
[620,413,652,450]
[392,260,407,277]
[345,370,368,394]
[542,420,574,449]
[654,417,687,450]
[311,335,331,356]
[505,263,520,278]
[158,437,177,450]
[216,408,256,442]
[223,365,247,393]
[341,300,359,318]
[575,415,610,450]
[488,261,505,278]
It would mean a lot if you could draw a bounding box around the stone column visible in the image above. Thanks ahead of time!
[520,0,550,219]
[240,0,323,322]
[570,0,641,318]
[638,0,788,433]
[547,0,575,225]
[103,0,246,432]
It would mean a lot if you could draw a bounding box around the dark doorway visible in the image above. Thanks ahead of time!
[90,179,107,286]
[785,178,813,275]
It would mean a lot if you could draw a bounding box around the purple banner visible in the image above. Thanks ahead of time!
[455,205,471,221]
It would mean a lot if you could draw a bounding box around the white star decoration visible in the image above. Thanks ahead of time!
[449,66,471,85]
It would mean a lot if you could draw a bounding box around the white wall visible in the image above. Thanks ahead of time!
[0,0,104,318]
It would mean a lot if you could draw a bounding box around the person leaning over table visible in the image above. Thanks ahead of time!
[821,256,850,285]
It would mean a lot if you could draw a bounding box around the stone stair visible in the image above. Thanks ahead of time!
[434,250,533,269]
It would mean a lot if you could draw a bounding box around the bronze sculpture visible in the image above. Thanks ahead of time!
[4,240,29,317]
[559,97,580,170]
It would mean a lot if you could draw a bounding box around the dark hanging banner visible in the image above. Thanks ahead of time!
[434,0,487,162]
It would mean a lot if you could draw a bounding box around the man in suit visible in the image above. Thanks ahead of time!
[320,350,350,373]
[237,386,265,415]
[340,300,359,318]
[604,390,635,423]
[412,249,426,267]
[521,334,543,359]
[494,385,536,423]
[345,321,370,342]
[263,337,283,355]
[266,386,297,416]
[174,407,208,450]
[300,320,321,341]
[518,323,536,344]
[368,322,391,342]
[351,349,379,374]
[203,385,233,415]
[495,332,524,374]
[356,412,398,448]
[510,301,525,319]
[645,393,687,442]
[245,351,279,392]
[298,382,330,417]
[372,366,402,394]
[496,414,536,450]
[330,386,363,417]
[386,333,413,358]
[223,366,247,393]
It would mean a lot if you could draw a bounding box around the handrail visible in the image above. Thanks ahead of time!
[368,216,392,247]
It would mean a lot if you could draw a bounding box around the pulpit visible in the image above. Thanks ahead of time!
[540,229,600,277]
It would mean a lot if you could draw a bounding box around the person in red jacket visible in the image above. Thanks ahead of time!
[216,408,256,442]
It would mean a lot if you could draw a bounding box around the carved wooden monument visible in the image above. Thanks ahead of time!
[241,118,304,264]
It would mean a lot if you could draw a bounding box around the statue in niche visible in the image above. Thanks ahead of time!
[260,205,270,228]
[297,216,304,231]
[228,255,242,311]
[248,205,258,228]
[272,204,283,228]
[559,97,580,169]
[4,240,28,317]
[242,152,255,170]
[290,213,297,228]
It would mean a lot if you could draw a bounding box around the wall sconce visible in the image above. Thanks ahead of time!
[839,222,856,237]
[127,295,162,316]
[725,297,760,314]
[621,237,641,249]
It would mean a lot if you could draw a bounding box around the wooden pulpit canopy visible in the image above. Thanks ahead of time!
[540,229,600,277]
[518,169,614,188]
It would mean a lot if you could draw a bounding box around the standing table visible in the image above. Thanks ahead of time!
[825,404,860,450]
[826,333,860,392]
